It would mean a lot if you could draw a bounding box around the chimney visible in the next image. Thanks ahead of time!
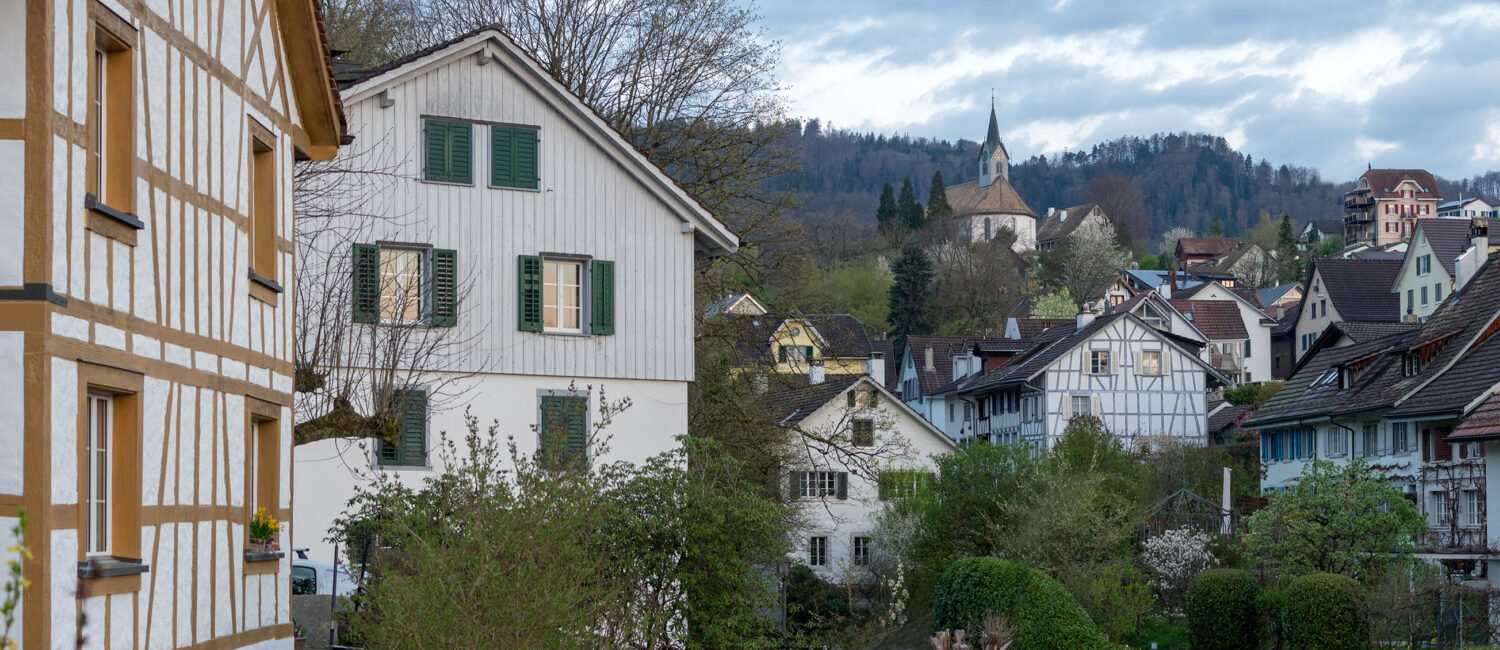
[1456,217,1489,293]
[809,364,826,385]
[1406,310,1418,324]
[869,354,886,387]
[1077,310,1096,332]
[1059,209,1069,222]
[1004,317,1021,340]
[1160,270,1173,299]
[1276,303,1285,320]
[1047,207,1056,217]
[924,345,935,371]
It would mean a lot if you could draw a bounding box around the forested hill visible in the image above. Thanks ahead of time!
[774,121,1498,244]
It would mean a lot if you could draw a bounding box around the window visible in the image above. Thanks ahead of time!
[86,392,113,557]
[1090,350,1111,374]
[1327,429,1346,456]
[797,471,847,499]
[1432,492,1451,526]
[1435,283,1444,302]
[984,217,992,240]
[1243,339,1252,358]
[809,537,827,567]
[1420,285,1429,307]
[1464,490,1483,527]
[780,345,813,364]
[544,259,583,332]
[1320,299,1327,318]
[1418,254,1431,276]
[291,566,318,595]
[87,11,134,214]
[852,419,875,448]
[877,469,932,500]
[246,398,282,553]
[490,125,539,189]
[538,393,588,470]
[852,537,871,566]
[518,256,615,335]
[378,390,429,468]
[1393,422,1410,454]
[850,389,878,409]
[1070,395,1092,418]
[963,403,972,422]
[1362,423,1379,458]
[246,122,279,287]
[352,244,458,327]
[1140,350,1162,375]
[1407,289,1414,313]
[423,118,473,184]
[1109,294,1123,307]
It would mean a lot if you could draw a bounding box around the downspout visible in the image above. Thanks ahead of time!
[1329,416,1356,460]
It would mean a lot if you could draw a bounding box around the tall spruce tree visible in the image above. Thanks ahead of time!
[876,182,898,231]
[897,177,924,229]
[1275,212,1300,283]
[927,171,953,221]
[1207,214,1225,237]
[888,240,934,351]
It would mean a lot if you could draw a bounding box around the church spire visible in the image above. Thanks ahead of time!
[986,93,1001,148]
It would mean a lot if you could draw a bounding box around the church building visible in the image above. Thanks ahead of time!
[944,103,1038,251]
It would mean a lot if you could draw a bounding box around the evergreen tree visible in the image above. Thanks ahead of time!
[897,177,924,230]
[888,241,934,350]
[1207,214,1225,237]
[1275,212,1299,286]
[876,182,898,231]
[927,171,953,221]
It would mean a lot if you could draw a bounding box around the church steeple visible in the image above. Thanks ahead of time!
[979,94,1010,188]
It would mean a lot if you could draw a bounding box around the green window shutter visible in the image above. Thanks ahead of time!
[518,255,543,332]
[449,122,473,184]
[490,126,514,187]
[539,395,588,469]
[423,120,447,182]
[590,260,614,335]
[431,249,458,327]
[515,128,538,189]
[805,345,814,360]
[352,243,380,324]
[565,397,588,459]
[777,346,787,363]
[379,389,427,466]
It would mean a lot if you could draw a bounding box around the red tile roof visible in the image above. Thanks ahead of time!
[1451,391,1500,440]
[1176,237,1241,258]
[1359,168,1442,200]
[1168,300,1247,339]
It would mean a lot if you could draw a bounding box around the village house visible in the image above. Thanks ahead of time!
[1249,251,1500,578]
[957,312,1229,450]
[291,27,738,561]
[768,375,956,579]
[897,320,1069,438]
[1292,257,1403,363]
[0,0,344,644]
[1300,219,1345,246]
[1173,238,1278,288]
[729,312,884,381]
[1168,281,1274,383]
[1035,203,1110,251]
[1257,282,1303,312]
[944,104,1038,251]
[1437,197,1496,219]
[1342,168,1444,246]
[1391,218,1493,321]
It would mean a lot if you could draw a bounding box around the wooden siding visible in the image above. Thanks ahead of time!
[0,0,320,644]
[335,43,696,382]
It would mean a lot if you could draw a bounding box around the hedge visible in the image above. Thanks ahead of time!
[933,557,1115,650]
[1281,572,1368,650]
[1186,569,1261,650]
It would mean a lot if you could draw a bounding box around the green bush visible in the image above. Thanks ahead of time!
[932,557,1115,649]
[1186,569,1261,650]
[1281,572,1368,650]
[785,564,850,631]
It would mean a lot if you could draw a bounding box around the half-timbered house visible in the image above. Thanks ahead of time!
[290,27,737,561]
[0,0,344,645]
[958,312,1228,449]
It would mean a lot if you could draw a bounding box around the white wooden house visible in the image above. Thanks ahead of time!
[0,0,344,645]
[959,313,1229,450]
[291,27,737,561]
[765,375,955,578]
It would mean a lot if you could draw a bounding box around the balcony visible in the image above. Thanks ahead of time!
[976,418,991,437]
[1210,352,1242,374]
[1344,211,1375,224]
[1344,193,1374,209]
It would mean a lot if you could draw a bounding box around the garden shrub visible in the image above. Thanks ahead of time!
[785,564,850,631]
[933,557,1116,649]
[1281,572,1368,650]
[1186,568,1261,650]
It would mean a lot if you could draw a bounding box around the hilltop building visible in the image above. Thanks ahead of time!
[944,103,1038,251]
[1343,168,1444,246]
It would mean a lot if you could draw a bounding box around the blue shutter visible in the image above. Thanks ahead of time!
[1261,433,1269,462]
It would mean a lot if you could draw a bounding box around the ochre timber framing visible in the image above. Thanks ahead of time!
[1,0,342,645]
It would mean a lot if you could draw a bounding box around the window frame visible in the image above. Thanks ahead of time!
[85,391,114,558]
[809,537,828,567]
[851,418,875,448]
[542,257,587,334]
[1070,395,1092,419]
[85,4,137,220]
[377,244,431,325]
[75,362,146,585]
[247,118,280,292]
[797,471,846,500]
[852,536,871,566]
[1140,350,1162,376]
[1089,350,1111,375]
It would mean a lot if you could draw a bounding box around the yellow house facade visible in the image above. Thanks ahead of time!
[0,0,342,646]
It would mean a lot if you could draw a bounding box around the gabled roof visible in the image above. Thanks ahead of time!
[872,339,900,388]
[1245,329,1418,427]
[1270,303,1302,336]
[1357,168,1442,201]
[945,177,1038,218]
[1124,269,1203,293]
[958,312,1229,395]
[1257,283,1301,307]
[1174,280,1267,312]
[1013,318,1072,339]
[339,26,738,256]
[1452,391,1500,440]
[1309,219,1344,237]
[706,293,768,316]
[904,335,968,395]
[1308,258,1404,322]
[1176,237,1242,258]
[802,314,875,357]
[1410,218,1484,279]
[1208,403,1254,434]
[1331,320,1422,344]
[726,313,874,362]
[1168,300,1248,339]
[763,374,958,449]
[1036,203,1104,244]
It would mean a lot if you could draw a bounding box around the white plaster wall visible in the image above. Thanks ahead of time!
[0,332,22,495]
[787,383,954,579]
[0,141,23,286]
[1392,234,1454,321]
[51,357,77,505]
[1261,421,1422,490]
[80,594,106,650]
[51,529,77,648]
[0,0,23,119]
[1293,267,1342,363]
[293,373,689,561]
[108,592,132,650]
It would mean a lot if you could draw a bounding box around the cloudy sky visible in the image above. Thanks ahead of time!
[757,0,1500,181]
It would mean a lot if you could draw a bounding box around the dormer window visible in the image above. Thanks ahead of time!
[1402,352,1422,377]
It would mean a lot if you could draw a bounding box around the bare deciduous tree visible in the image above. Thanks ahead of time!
[1041,218,1130,310]
[292,130,486,446]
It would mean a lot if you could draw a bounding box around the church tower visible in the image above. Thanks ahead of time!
[978,98,1010,188]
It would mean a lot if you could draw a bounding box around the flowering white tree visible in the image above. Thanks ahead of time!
[1142,526,1216,613]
